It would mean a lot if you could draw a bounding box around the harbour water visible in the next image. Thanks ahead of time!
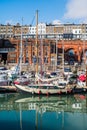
[0,93,87,130]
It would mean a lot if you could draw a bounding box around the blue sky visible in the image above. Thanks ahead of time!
[0,0,87,25]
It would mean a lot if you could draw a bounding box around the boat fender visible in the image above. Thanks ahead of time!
[83,88,86,92]
[67,89,71,93]
[38,90,41,94]
[46,92,49,96]
[14,87,17,91]
[58,91,61,94]
[32,91,34,94]
[66,90,67,94]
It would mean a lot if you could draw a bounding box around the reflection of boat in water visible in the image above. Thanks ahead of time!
[15,95,67,107]
[0,93,87,130]
[15,95,67,130]
[15,94,87,130]
[0,93,86,113]
[15,94,87,112]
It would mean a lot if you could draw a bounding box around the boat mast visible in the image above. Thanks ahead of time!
[56,37,58,69]
[40,24,43,77]
[36,10,38,74]
[20,18,23,75]
[62,38,64,74]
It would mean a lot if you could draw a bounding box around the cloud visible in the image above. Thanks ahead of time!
[52,20,62,25]
[5,19,17,25]
[64,0,87,21]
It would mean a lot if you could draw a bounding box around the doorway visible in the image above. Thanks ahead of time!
[0,53,7,64]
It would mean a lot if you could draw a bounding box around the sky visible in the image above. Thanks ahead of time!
[0,0,87,25]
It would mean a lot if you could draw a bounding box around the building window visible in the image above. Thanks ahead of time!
[75,31,77,33]
[10,54,16,58]
[32,51,35,55]
[9,60,16,63]
[44,57,48,63]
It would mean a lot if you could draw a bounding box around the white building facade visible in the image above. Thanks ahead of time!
[29,23,46,35]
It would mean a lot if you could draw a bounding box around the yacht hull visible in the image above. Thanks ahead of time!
[15,84,72,95]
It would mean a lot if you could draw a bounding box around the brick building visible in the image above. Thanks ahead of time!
[5,38,87,66]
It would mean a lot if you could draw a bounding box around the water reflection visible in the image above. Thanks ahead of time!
[0,93,87,130]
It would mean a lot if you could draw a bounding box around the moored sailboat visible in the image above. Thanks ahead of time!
[14,11,72,95]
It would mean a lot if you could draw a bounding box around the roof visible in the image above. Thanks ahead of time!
[0,39,15,48]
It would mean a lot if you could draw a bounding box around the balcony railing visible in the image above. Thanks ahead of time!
[0,48,15,52]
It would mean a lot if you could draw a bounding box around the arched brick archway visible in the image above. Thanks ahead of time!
[64,48,77,62]
[80,49,87,63]
[57,39,86,62]
[8,38,87,65]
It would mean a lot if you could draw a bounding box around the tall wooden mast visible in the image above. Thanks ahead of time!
[20,17,23,75]
[36,10,38,74]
